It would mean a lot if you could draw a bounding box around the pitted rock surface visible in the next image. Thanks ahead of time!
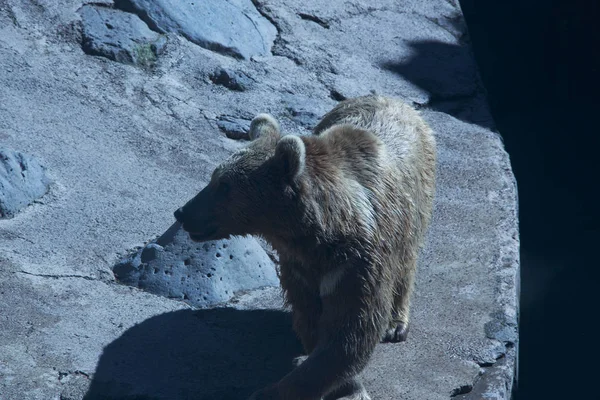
[0,149,50,219]
[79,5,167,66]
[114,222,279,307]
[114,0,277,59]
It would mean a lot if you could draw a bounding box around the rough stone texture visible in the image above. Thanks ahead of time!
[284,105,321,129]
[216,114,252,140]
[0,149,50,219]
[0,0,518,399]
[79,5,167,66]
[114,0,277,59]
[113,222,279,307]
[0,258,188,400]
[210,67,254,91]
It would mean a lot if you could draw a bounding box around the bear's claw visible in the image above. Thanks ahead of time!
[381,322,409,343]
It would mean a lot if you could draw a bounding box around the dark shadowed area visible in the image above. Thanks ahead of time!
[84,309,303,400]
[381,40,497,129]
[459,0,600,398]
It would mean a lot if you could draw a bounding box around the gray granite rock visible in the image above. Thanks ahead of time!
[0,149,50,219]
[0,0,518,399]
[79,5,167,66]
[210,68,254,91]
[114,0,277,59]
[285,106,320,129]
[216,115,252,140]
[217,115,250,140]
[113,222,279,308]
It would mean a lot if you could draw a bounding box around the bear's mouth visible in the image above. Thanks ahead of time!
[187,227,219,242]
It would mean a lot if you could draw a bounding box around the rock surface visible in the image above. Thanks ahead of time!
[0,0,518,399]
[114,0,277,59]
[216,114,253,140]
[114,222,279,307]
[210,67,254,91]
[285,105,321,129]
[79,5,167,66]
[0,149,50,219]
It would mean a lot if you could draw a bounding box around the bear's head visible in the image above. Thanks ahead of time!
[174,114,307,242]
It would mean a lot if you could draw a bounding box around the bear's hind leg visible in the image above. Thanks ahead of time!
[381,261,416,343]
[381,309,410,343]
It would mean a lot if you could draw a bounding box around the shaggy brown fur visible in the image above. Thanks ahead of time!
[174,95,436,400]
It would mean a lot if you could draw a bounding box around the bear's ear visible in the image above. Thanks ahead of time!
[275,135,306,181]
[249,114,281,141]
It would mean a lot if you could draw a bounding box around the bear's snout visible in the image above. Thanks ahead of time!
[173,202,219,241]
[174,207,185,223]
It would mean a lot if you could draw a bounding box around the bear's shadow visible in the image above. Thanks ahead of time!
[381,39,496,130]
[84,308,303,400]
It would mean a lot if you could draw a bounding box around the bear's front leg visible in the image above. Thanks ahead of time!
[258,270,382,400]
[290,291,321,354]
[279,262,322,354]
[381,320,410,343]
[381,258,416,343]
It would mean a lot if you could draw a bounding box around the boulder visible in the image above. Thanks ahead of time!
[216,115,252,140]
[0,149,50,219]
[79,5,167,66]
[210,68,254,92]
[114,222,280,308]
[114,0,277,59]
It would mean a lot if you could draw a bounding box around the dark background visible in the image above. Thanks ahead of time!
[458,0,599,398]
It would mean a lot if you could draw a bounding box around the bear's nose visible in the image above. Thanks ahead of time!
[174,207,185,223]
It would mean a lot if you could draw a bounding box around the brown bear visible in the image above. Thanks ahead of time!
[174,95,437,400]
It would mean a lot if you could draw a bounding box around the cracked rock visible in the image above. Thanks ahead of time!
[298,12,332,29]
[210,68,254,91]
[113,222,279,308]
[0,149,50,219]
[79,5,167,66]
[216,115,252,140]
[285,106,321,130]
[114,0,277,59]
[484,312,518,344]
[58,370,90,400]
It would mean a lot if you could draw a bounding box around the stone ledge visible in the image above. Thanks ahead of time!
[0,0,518,399]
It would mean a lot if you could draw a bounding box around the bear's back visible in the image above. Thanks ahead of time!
[314,96,434,167]
[312,95,437,248]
